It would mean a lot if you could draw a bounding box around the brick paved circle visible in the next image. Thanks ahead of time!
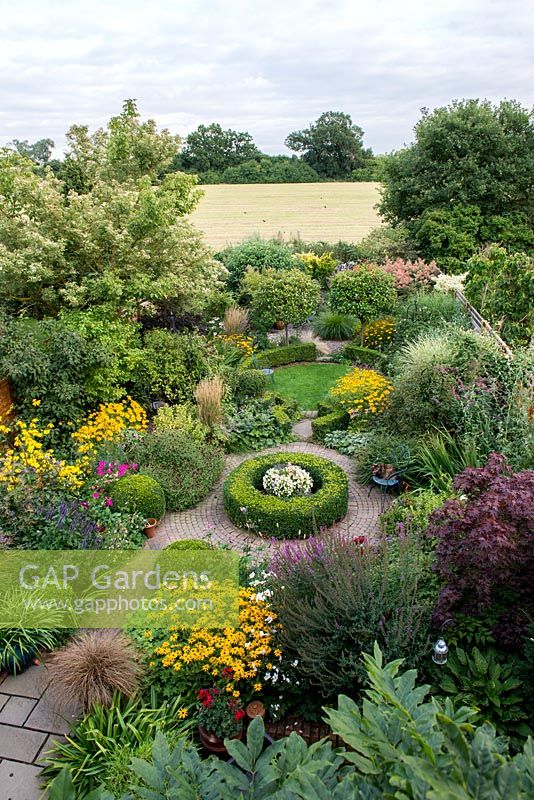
[149,442,385,553]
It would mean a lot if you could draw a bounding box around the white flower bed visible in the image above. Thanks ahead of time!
[262,463,313,498]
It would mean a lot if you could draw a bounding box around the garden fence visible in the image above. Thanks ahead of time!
[452,288,513,356]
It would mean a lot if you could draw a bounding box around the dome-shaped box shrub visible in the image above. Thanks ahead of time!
[223,453,348,539]
[109,474,166,521]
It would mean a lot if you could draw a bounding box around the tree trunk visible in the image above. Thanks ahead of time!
[285,324,289,345]
[360,320,365,346]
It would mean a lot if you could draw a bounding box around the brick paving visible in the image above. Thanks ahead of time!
[0,664,79,800]
[150,441,384,553]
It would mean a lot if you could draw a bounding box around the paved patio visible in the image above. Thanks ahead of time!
[0,664,78,800]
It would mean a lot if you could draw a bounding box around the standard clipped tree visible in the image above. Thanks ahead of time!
[249,269,320,344]
[330,267,397,344]
[285,111,372,179]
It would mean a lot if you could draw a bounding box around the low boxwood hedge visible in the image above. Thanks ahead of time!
[311,410,350,442]
[254,343,317,369]
[223,452,348,539]
[340,343,386,370]
[108,474,166,521]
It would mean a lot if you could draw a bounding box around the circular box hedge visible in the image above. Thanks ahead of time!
[223,452,348,539]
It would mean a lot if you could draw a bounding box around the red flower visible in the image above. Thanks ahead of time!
[221,667,234,679]
[234,709,245,721]
[353,535,366,546]
[198,689,213,706]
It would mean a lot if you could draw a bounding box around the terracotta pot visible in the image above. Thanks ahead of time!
[246,700,265,720]
[144,518,158,538]
[198,724,243,754]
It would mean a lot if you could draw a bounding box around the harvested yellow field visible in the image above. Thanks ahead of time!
[189,182,382,249]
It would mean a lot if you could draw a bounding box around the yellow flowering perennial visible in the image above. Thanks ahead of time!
[221,334,255,359]
[150,588,277,695]
[72,398,147,455]
[330,368,393,418]
[0,416,84,490]
[364,317,396,350]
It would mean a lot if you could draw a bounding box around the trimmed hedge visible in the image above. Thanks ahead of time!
[109,474,166,521]
[311,410,350,442]
[164,539,214,551]
[340,343,386,370]
[223,452,348,539]
[254,343,317,369]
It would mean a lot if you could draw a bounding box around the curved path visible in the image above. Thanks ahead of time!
[148,441,384,553]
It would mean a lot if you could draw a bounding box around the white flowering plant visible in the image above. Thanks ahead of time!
[262,463,313,498]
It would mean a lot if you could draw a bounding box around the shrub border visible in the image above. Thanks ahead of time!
[254,343,317,369]
[223,452,348,539]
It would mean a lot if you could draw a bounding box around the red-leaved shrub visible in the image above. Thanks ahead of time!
[427,453,534,648]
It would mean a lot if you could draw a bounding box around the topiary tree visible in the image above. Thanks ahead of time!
[330,266,397,344]
[108,474,166,521]
[249,268,320,344]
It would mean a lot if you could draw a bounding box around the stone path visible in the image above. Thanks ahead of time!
[150,440,384,552]
[0,664,79,800]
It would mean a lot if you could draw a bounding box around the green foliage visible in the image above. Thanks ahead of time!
[433,647,531,743]
[393,290,469,347]
[355,430,418,485]
[225,398,293,452]
[0,103,224,315]
[164,539,214,551]
[352,223,419,263]
[153,402,209,442]
[338,342,386,369]
[223,452,348,539]
[330,266,397,344]
[217,154,321,183]
[132,330,218,406]
[324,429,369,456]
[380,486,452,538]
[415,431,482,491]
[89,649,534,800]
[227,368,267,403]
[311,409,349,442]
[128,430,224,512]
[253,342,317,368]
[465,245,534,345]
[285,110,373,179]
[59,307,142,403]
[380,98,534,227]
[249,268,320,343]
[297,251,338,289]
[0,316,104,426]
[312,311,358,340]
[0,625,67,675]
[108,474,166,521]
[179,122,261,174]
[216,238,296,292]
[42,690,193,798]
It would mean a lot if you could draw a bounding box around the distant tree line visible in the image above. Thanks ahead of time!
[11,111,380,185]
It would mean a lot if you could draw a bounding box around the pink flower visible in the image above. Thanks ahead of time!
[80,501,89,509]
[131,463,138,471]
[105,497,113,507]
[92,491,100,499]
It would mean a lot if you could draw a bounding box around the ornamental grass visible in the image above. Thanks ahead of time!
[195,376,225,428]
[223,305,249,335]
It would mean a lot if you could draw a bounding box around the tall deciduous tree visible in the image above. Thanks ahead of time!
[285,111,372,179]
[379,99,534,226]
[180,123,261,174]
[10,138,55,167]
[0,101,225,316]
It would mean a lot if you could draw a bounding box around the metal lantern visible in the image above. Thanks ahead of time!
[432,637,449,665]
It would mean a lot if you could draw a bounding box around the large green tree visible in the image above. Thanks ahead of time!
[10,138,55,167]
[0,102,225,316]
[379,100,534,255]
[285,111,372,179]
[180,123,261,174]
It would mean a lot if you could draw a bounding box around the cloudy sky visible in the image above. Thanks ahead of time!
[1,0,532,156]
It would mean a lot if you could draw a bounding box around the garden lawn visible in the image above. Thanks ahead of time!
[273,363,350,410]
